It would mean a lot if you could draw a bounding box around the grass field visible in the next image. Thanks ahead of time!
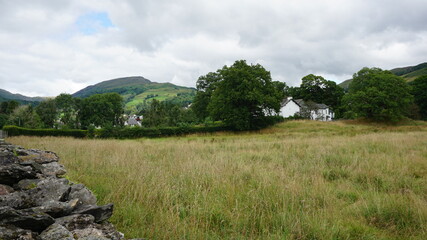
[8,120,427,239]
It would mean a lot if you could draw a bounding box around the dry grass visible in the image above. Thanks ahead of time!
[8,120,427,239]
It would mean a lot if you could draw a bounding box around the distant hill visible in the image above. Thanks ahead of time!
[0,88,44,105]
[338,62,427,90]
[389,62,427,81]
[72,76,196,112]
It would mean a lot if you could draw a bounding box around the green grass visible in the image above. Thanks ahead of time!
[8,120,427,239]
[126,87,194,110]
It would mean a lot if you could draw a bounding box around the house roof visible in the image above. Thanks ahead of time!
[283,98,330,109]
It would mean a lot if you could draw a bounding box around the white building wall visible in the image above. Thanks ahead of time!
[311,108,334,121]
[279,101,301,118]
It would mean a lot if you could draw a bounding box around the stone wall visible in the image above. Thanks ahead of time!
[0,140,142,240]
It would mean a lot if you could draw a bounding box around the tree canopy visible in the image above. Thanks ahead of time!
[79,93,124,129]
[192,60,286,130]
[343,67,412,122]
[409,75,427,120]
[290,74,345,112]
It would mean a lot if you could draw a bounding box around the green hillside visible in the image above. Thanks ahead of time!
[72,76,196,112]
[339,62,427,89]
[0,88,44,105]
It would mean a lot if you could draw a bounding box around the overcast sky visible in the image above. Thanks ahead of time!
[1,0,426,97]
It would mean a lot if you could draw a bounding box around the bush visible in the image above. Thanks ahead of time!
[94,125,232,139]
[3,125,87,138]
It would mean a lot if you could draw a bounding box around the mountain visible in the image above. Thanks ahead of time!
[72,76,196,112]
[338,62,427,89]
[389,62,427,81]
[0,88,44,105]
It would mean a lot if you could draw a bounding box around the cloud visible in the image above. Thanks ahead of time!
[0,0,426,96]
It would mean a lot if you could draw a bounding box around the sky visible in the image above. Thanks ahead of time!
[0,0,426,97]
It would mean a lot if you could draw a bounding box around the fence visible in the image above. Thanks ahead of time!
[0,130,8,139]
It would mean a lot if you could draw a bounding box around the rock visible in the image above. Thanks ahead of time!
[56,214,96,231]
[39,223,74,240]
[0,183,14,195]
[41,162,67,176]
[0,206,55,232]
[0,143,140,239]
[0,191,33,209]
[0,224,37,240]
[97,222,126,240]
[16,148,59,164]
[0,151,19,165]
[74,204,114,223]
[70,184,97,207]
[0,164,37,185]
[15,179,41,191]
[30,178,71,205]
[74,230,109,240]
[31,199,79,218]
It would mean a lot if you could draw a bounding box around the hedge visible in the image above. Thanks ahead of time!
[3,125,87,138]
[94,125,233,139]
[2,116,283,139]
[2,125,231,139]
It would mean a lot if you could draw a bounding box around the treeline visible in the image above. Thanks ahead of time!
[2,60,427,137]
[287,69,427,122]
[0,93,123,129]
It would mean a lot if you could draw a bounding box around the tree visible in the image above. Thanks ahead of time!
[78,93,124,129]
[55,94,79,128]
[191,72,222,121]
[293,74,345,115]
[141,100,197,127]
[409,75,427,120]
[343,67,412,122]
[194,60,286,130]
[8,105,42,128]
[35,99,57,128]
[0,100,20,115]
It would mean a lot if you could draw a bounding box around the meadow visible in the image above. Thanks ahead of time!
[8,120,427,239]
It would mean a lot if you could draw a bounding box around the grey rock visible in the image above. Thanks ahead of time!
[97,222,125,240]
[41,162,67,176]
[55,214,95,231]
[74,204,114,223]
[0,224,36,240]
[70,184,97,208]
[16,148,59,164]
[0,151,19,165]
[0,206,55,232]
[31,199,79,218]
[15,179,41,191]
[0,164,37,185]
[3,178,72,209]
[31,178,71,205]
[0,191,33,209]
[39,223,74,240]
[0,183,14,195]
[75,232,109,240]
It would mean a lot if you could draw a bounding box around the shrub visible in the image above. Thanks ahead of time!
[3,125,87,138]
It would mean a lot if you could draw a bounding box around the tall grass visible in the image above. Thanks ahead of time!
[9,120,427,239]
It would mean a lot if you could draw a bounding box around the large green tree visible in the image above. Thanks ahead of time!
[193,60,286,130]
[409,75,427,120]
[78,93,124,129]
[343,67,412,122]
[291,74,345,115]
[35,99,57,128]
[191,72,222,121]
[55,93,80,128]
[8,105,42,128]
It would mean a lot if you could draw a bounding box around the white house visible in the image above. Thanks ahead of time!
[124,115,142,127]
[279,97,334,121]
